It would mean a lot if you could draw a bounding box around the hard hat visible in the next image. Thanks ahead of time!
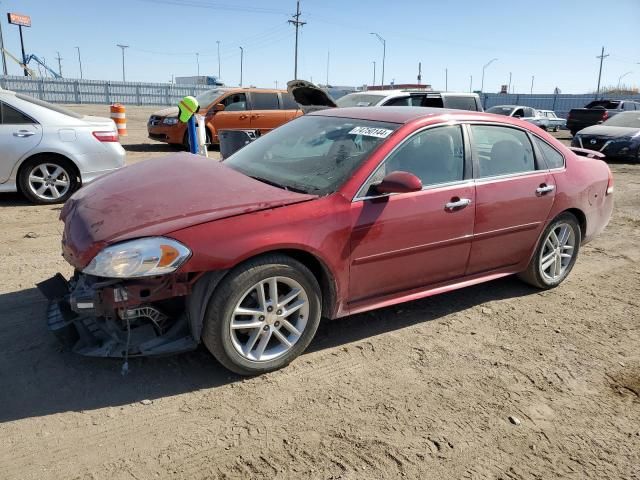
[178,96,200,123]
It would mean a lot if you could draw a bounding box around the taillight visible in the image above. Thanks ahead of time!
[606,168,614,195]
[92,131,119,142]
[601,110,609,121]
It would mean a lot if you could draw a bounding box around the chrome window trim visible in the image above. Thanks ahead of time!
[355,179,474,202]
[352,121,467,202]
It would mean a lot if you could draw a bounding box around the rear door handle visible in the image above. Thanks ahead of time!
[445,198,472,211]
[536,184,555,196]
[14,130,35,137]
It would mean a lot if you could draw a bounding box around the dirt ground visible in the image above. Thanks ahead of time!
[0,105,638,480]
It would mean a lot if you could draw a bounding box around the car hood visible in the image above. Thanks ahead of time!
[287,79,337,113]
[151,106,179,118]
[60,153,317,268]
[578,125,640,138]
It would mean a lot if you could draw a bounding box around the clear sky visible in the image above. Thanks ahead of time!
[0,0,638,93]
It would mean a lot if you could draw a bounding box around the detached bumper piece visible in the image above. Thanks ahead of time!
[37,273,198,358]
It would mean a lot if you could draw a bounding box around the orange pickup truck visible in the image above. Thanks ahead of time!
[147,88,302,148]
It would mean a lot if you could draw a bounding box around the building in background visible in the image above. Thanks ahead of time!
[175,76,223,86]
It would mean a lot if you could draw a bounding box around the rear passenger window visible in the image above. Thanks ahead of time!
[383,96,412,107]
[1,102,33,124]
[445,96,478,111]
[422,95,445,108]
[533,137,565,169]
[280,94,299,110]
[251,92,280,110]
[470,125,536,178]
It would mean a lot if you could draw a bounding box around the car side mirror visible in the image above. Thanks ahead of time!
[213,103,225,112]
[374,171,422,195]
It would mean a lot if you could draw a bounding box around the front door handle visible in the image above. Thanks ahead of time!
[536,184,555,196]
[14,130,35,137]
[445,198,472,211]
[239,115,248,120]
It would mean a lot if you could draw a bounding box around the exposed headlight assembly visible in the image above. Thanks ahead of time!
[162,117,179,125]
[83,237,191,278]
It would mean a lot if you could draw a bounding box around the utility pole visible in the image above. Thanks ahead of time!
[508,72,512,93]
[445,68,448,91]
[0,2,7,76]
[116,44,128,82]
[216,40,221,80]
[481,58,497,94]
[595,46,609,98]
[417,62,421,85]
[326,49,329,86]
[530,75,534,94]
[275,80,278,89]
[469,75,472,93]
[196,52,200,77]
[288,0,306,80]
[370,32,385,89]
[372,61,376,88]
[239,46,243,86]
[55,51,62,77]
[75,46,83,79]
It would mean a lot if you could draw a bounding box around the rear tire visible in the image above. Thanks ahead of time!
[201,254,322,376]
[518,213,581,289]
[18,156,79,204]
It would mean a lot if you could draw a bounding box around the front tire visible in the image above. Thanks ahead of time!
[518,213,581,289]
[202,255,322,375]
[18,156,79,204]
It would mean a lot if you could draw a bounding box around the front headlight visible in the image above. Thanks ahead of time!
[83,237,191,278]
[163,117,179,125]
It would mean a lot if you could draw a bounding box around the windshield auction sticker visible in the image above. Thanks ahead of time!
[348,126,393,138]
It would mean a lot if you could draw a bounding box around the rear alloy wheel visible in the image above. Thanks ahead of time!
[202,255,322,375]
[19,157,79,204]
[518,213,581,289]
[553,125,560,132]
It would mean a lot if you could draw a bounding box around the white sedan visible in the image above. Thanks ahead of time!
[0,89,125,204]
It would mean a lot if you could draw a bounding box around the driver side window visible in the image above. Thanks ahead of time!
[362,125,465,194]
[222,93,247,111]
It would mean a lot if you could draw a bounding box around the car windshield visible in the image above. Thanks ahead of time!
[486,106,514,116]
[196,89,226,107]
[15,93,83,119]
[602,112,640,128]
[224,115,399,195]
[336,94,385,107]
[585,100,621,109]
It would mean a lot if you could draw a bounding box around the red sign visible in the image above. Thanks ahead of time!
[7,13,31,27]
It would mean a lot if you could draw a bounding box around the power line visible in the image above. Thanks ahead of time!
[288,1,306,80]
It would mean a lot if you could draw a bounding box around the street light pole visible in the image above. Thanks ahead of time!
[372,60,376,87]
[445,68,448,91]
[530,75,534,94]
[75,46,83,79]
[196,52,200,77]
[508,71,512,93]
[239,46,243,86]
[216,40,221,80]
[480,58,497,94]
[116,44,129,82]
[370,32,385,89]
[469,74,472,93]
[617,71,632,90]
[0,1,8,76]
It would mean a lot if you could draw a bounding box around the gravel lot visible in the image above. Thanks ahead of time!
[0,105,638,480]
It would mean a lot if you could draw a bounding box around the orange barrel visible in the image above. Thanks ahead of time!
[110,104,127,136]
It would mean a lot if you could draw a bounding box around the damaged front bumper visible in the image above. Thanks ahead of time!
[37,272,199,358]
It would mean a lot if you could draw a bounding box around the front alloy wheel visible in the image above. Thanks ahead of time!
[518,213,581,289]
[202,254,322,375]
[19,157,79,204]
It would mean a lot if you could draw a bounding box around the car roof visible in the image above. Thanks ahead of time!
[346,90,478,98]
[310,106,522,125]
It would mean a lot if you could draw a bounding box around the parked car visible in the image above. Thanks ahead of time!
[39,107,613,375]
[538,110,566,132]
[485,105,549,130]
[335,89,483,111]
[571,111,640,162]
[147,88,302,148]
[0,89,125,204]
[566,99,640,137]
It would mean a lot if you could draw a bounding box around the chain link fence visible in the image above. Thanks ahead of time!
[0,76,212,106]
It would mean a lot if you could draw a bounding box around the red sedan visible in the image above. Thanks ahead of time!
[38,107,614,375]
